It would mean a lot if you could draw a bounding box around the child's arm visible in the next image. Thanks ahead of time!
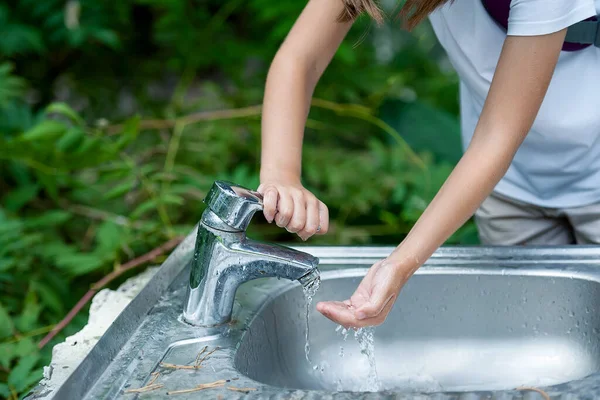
[318,28,568,327]
[258,0,353,240]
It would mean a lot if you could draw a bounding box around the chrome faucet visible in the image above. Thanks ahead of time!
[183,181,320,327]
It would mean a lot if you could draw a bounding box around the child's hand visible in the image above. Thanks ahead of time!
[316,259,409,328]
[257,179,329,241]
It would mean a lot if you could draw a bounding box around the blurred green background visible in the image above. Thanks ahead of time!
[0,0,478,397]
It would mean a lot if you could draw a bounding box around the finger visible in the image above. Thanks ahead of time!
[315,201,330,235]
[286,191,307,233]
[274,190,294,228]
[298,197,319,240]
[354,291,396,320]
[261,187,278,223]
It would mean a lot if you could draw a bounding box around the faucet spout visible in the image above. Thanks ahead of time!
[182,181,320,327]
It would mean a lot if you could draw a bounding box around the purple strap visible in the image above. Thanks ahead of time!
[481,0,596,51]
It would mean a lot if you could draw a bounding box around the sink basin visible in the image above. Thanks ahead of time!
[28,242,600,399]
[236,269,600,393]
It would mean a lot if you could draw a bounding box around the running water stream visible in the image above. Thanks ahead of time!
[301,276,380,391]
[302,275,321,363]
[354,327,380,391]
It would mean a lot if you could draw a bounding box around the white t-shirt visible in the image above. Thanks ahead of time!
[428,0,600,208]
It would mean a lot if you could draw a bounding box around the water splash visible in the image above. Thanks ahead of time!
[302,275,321,363]
[335,325,350,358]
[354,327,380,391]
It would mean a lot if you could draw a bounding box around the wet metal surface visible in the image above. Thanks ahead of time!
[28,241,600,399]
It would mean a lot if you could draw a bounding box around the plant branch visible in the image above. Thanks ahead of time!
[105,100,425,174]
[106,105,263,134]
[59,201,148,229]
[38,236,184,349]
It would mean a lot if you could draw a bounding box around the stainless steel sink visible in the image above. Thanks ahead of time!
[27,239,600,399]
[236,269,600,393]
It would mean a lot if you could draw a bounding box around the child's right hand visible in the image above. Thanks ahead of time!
[257,179,329,241]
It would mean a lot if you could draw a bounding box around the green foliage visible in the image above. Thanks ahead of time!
[0,0,475,398]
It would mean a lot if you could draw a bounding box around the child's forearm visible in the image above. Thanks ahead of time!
[260,56,317,183]
[387,30,566,278]
[259,0,352,184]
[389,138,513,274]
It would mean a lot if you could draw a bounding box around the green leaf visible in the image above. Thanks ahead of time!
[0,62,26,107]
[0,220,23,236]
[131,198,158,219]
[20,120,66,141]
[391,183,407,204]
[0,302,14,339]
[46,102,84,126]
[21,367,44,392]
[23,211,72,229]
[114,115,139,150]
[36,171,59,200]
[56,127,85,152]
[131,194,184,219]
[74,136,102,154]
[2,184,39,212]
[0,343,14,368]
[93,29,120,49]
[15,290,41,332]
[95,221,123,255]
[162,193,184,206]
[14,338,37,358]
[36,241,74,260]
[8,353,40,392]
[0,257,16,272]
[56,253,104,276]
[103,181,135,200]
[4,233,43,253]
[31,281,64,315]
[0,383,10,398]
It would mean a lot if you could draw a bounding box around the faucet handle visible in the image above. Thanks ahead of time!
[204,181,264,230]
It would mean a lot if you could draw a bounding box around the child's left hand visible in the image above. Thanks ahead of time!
[316,258,410,328]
